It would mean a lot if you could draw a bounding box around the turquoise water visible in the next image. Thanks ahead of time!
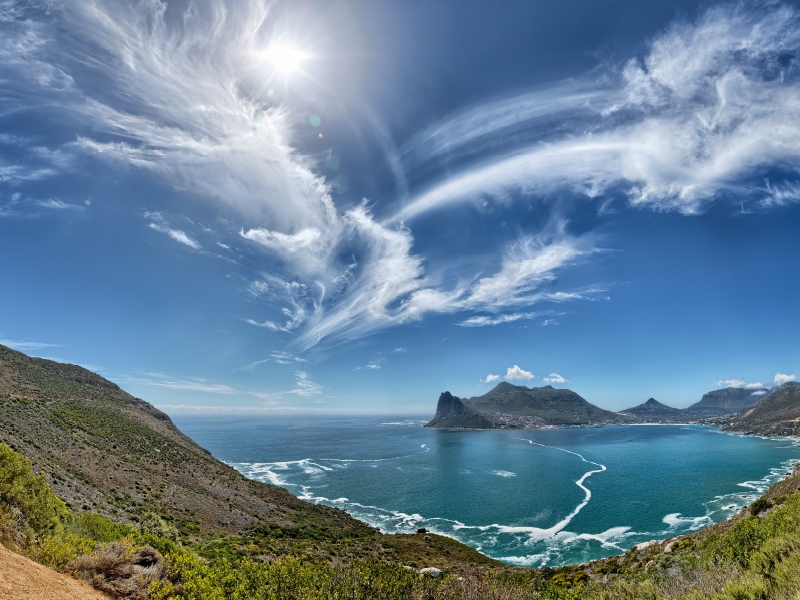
[172,415,800,567]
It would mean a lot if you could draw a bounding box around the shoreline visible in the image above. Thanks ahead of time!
[243,422,800,569]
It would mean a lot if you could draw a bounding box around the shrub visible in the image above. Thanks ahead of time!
[67,540,166,600]
[750,498,773,516]
[0,443,68,546]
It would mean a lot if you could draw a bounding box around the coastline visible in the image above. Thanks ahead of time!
[222,420,800,569]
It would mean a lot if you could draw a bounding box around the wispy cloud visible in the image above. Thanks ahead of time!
[148,222,201,250]
[0,338,59,350]
[392,4,800,222]
[131,373,236,394]
[286,371,323,397]
[270,351,306,365]
[482,373,501,383]
[9,0,792,353]
[505,365,534,381]
[543,373,568,384]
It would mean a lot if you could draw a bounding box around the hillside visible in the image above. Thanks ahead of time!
[464,382,624,426]
[723,382,800,436]
[619,398,686,422]
[686,386,768,415]
[0,344,498,570]
[425,392,494,428]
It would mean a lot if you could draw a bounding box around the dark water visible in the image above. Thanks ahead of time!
[172,415,800,567]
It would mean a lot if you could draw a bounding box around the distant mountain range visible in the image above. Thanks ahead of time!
[426,383,785,429]
[426,382,626,429]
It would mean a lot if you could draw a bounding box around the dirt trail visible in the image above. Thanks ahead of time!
[0,543,111,600]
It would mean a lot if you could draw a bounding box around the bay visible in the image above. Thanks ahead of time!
[172,415,800,567]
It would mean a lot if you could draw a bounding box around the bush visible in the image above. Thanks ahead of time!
[750,498,773,516]
[0,443,68,546]
[67,540,166,600]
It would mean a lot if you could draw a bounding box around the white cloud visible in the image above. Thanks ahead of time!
[393,347,406,353]
[483,373,501,383]
[240,358,270,371]
[774,373,797,386]
[270,351,306,365]
[541,319,559,326]
[750,390,768,396]
[0,0,613,350]
[543,373,568,384]
[505,365,534,381]
[286,371,323,397]
[392,4,800,222]
[133,373,236,394]
[716,378,765,389]
[458,312,543,327]
[365,363,381,370]
[249,281,270,296]
[0,338,59,350]
[148,222,201,250]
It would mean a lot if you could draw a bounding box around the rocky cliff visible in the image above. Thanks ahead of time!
[425,392,494,429]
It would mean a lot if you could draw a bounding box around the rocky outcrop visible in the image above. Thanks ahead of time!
[424,392,494,429]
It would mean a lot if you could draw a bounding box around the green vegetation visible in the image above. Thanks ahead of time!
[8,436,800,600]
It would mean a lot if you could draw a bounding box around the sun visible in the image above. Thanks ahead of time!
[264,43,306,74]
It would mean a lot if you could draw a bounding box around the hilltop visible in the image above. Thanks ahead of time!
[0,344,498,570]
[620,398,686,422]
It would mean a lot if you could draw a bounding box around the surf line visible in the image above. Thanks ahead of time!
[515,439,607,537]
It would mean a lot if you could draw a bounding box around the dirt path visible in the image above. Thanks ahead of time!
[0,543,111,600]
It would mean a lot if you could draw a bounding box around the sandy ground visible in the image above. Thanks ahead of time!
[0,543,111,600]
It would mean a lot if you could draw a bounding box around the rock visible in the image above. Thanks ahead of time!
[635,540,656,551]
[664,541,675,553]
[402,565,415,571]
[416,528,428,534]
[419,567,443,578]
[423,535,431,541]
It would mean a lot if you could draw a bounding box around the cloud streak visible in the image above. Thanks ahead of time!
[392,3,800,222]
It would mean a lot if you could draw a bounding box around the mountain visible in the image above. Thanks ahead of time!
[465,382,623,426]
[686,386,769,415]
[425,392,494,428]
[724,382,800,436]
[0,344,498,569]
[620,398,685,420]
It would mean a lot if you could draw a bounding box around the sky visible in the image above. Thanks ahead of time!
[1,0,799,414]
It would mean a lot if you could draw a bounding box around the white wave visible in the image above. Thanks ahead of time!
[491,470,517,477]
[662,513,713,530]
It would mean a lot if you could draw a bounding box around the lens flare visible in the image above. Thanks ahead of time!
[265,43,305,74]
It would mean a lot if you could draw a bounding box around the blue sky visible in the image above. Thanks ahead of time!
[1,0,799,414]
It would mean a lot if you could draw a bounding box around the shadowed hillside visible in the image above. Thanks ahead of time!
[723,382,800,436]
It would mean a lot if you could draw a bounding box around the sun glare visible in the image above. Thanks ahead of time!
[265,43,306,74]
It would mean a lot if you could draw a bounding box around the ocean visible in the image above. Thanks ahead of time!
[171,415,800,567]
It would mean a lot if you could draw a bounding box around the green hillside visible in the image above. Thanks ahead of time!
[0,344,498,571]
